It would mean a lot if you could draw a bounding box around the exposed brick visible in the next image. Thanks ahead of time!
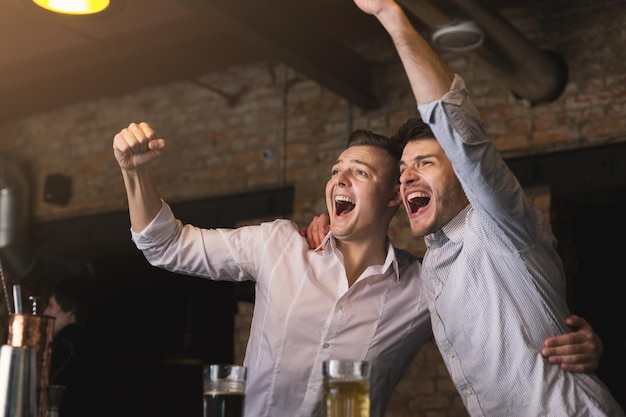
[1,2,625,416]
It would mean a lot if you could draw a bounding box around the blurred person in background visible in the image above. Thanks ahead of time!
[42,275,95,417]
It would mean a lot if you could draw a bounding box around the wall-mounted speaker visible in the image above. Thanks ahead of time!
[43,174,72,206]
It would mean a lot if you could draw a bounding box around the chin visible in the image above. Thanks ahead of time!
[409,221,429,238]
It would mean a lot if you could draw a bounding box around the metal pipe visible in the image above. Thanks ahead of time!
[0,156,36,281]
[400,0,568,105]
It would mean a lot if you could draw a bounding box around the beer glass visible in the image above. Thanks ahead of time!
[323,359,370,417]
[202,364,246,417]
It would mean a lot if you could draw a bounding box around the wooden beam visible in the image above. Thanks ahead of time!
[180,0,381,110]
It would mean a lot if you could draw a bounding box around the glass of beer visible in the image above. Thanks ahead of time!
[202,364,246,417]
[323,359,370,417]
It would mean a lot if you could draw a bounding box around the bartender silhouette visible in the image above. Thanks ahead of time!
[42,276,94,417]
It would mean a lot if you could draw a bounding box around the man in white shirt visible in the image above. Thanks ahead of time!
[114,125,433,416]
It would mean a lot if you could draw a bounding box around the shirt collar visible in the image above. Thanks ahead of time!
[425,204,470,248]
[319,232,401,282]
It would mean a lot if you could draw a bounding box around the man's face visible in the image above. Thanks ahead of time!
[399,138,467,237]
[43,294,75,336]
[325,145,400,243]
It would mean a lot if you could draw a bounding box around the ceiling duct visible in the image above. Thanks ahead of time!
[0,156,37,281]
[0,156,92,285]
[400,0,568,106]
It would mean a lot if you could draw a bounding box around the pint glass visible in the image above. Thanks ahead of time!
[323,359,370,417]
[202,364,246,417]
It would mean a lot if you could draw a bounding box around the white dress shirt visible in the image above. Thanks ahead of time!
[420,75,625,416]
[132,203,431,417]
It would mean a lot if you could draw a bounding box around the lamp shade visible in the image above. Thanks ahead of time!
[32,0,110,15]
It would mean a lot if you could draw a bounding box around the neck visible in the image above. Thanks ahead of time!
[336,236,388,287]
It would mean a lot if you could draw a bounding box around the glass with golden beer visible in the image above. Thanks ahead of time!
[323,359,370,417]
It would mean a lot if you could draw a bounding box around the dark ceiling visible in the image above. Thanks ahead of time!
[0,0,526,124]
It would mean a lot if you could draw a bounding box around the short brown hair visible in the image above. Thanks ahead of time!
[391,117,434,147]
[345,129,404,183]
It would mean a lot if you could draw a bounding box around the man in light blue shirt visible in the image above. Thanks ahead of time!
[355,0,626,414]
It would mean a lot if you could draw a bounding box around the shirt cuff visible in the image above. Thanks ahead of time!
[131,200,176,249]
[417,73,468,122]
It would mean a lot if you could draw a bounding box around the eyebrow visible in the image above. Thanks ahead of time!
[332,158,375,171]
[400,153,437,167]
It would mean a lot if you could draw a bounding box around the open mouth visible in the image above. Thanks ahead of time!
[407,191,430,214]
[335,195,355,216]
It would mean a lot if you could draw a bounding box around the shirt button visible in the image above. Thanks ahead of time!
[309,385,318,391]
[336,304,344,311]
[434,315,441,324]
[448,352,456,359]
[434,279,441,287]
[322,343,330,349]
[464,390,473,397]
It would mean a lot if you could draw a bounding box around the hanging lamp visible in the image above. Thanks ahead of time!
[32,0,110,15]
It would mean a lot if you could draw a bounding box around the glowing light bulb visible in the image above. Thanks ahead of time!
[32,0,110,15]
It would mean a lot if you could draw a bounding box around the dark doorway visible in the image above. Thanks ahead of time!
[85,252,236,417]
[553,192,626,410]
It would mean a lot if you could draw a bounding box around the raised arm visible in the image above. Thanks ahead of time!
[353,0,453,103]
[112,122,166,233]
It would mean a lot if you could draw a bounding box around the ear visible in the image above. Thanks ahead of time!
[387,184,402,208]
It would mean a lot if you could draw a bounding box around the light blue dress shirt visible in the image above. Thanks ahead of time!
[132,205,431,417]
[419,75,625,416]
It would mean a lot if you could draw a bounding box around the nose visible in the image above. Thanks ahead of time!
[334,171,350,186]
[399,167,416,185]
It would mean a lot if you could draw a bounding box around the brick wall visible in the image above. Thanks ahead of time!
[1,1,625,415]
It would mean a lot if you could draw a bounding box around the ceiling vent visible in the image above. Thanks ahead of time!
[432,20,485,52]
